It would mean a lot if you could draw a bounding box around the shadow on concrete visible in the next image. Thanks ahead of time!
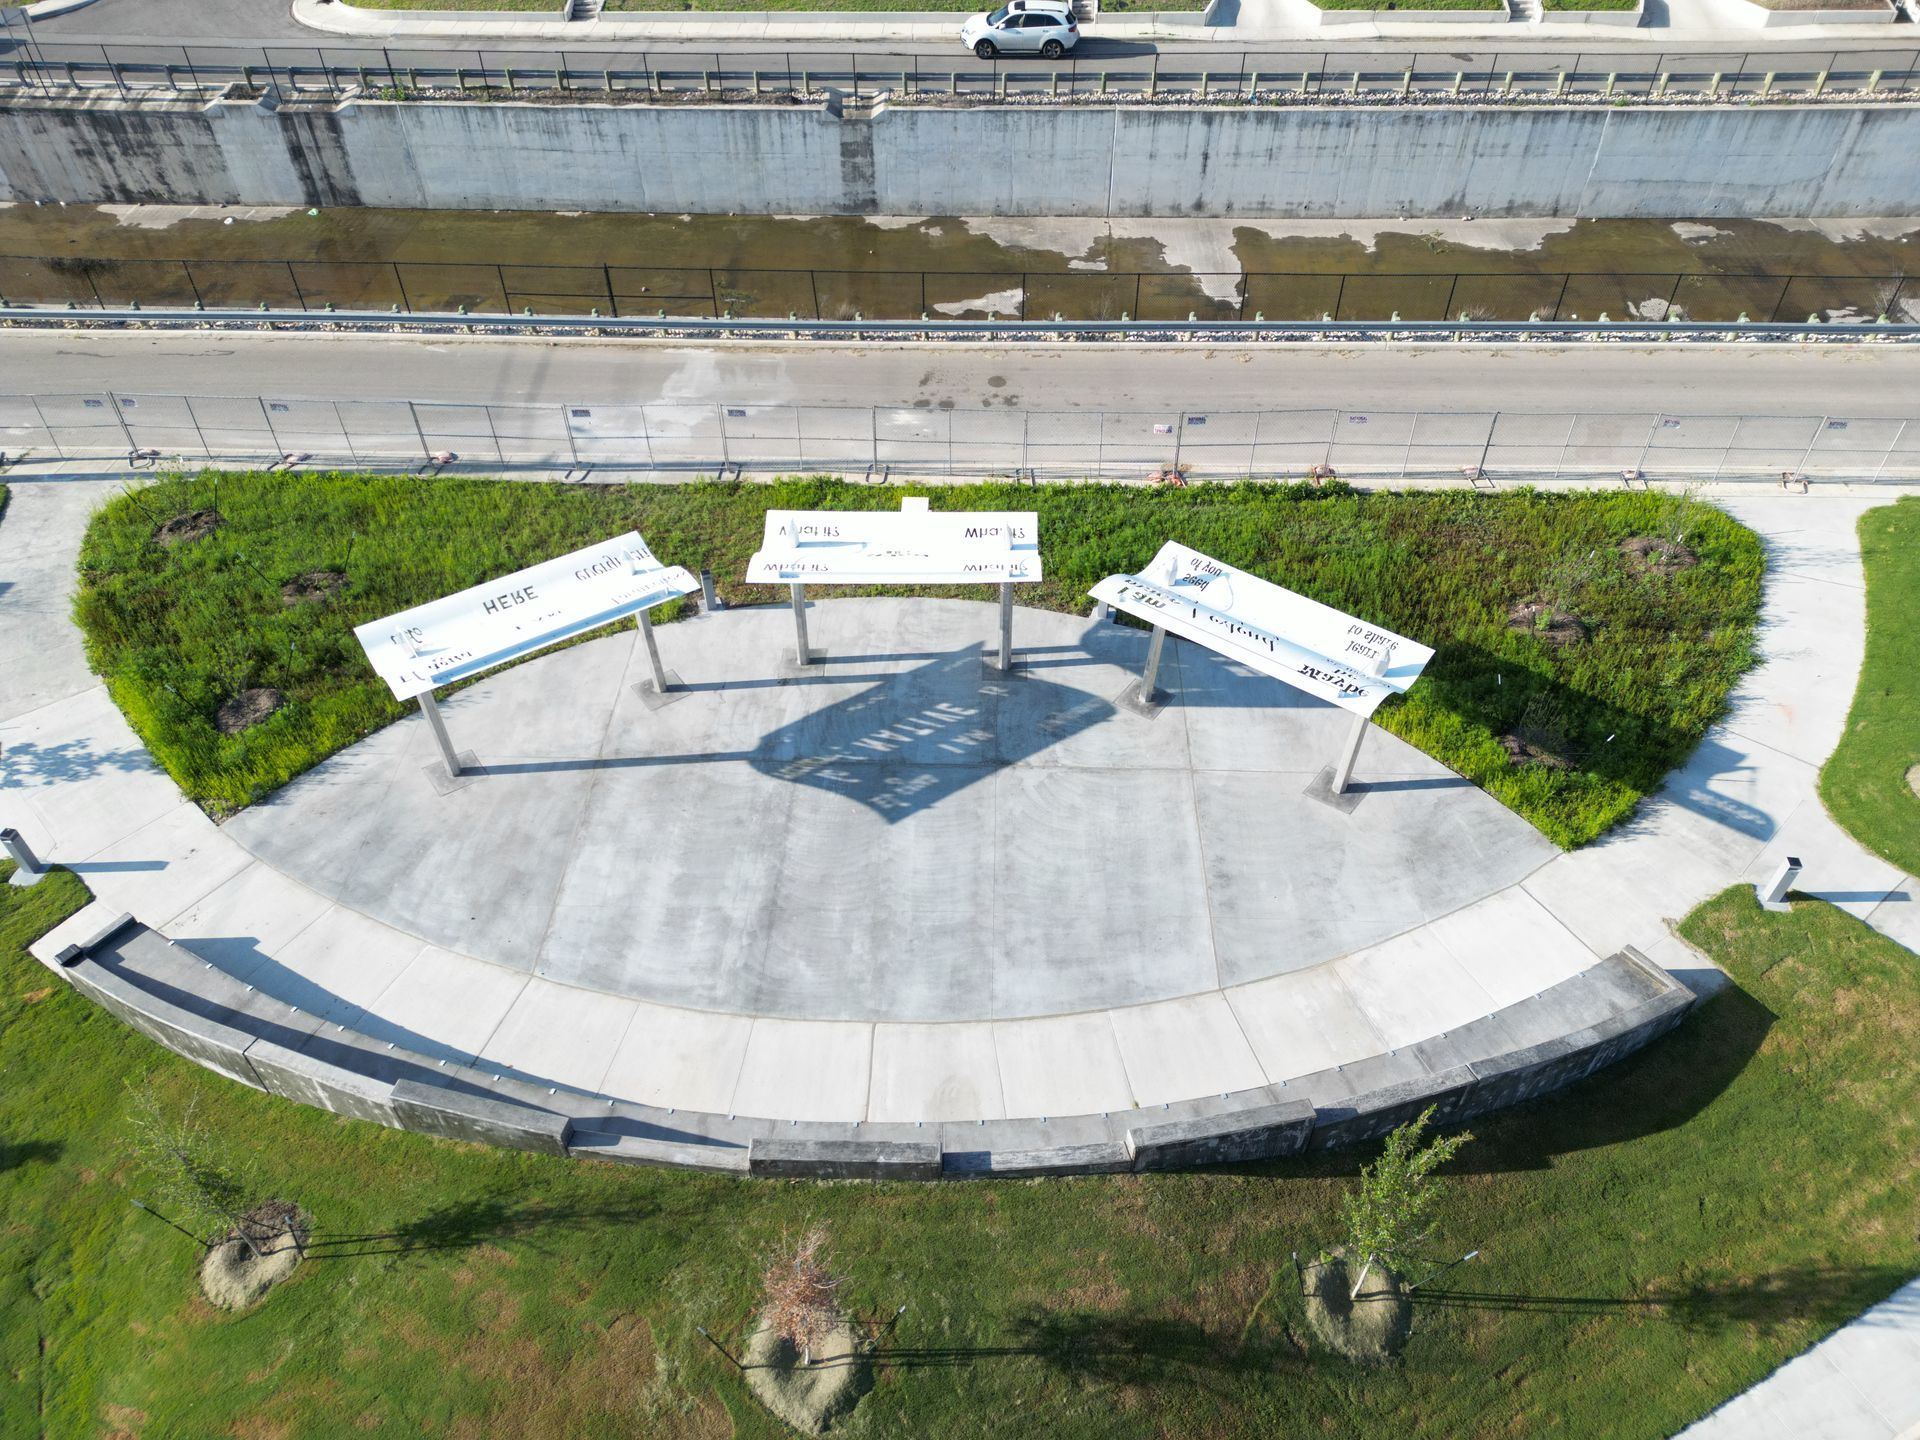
[2,736,154,785]
[97,938,723,1151]
[1414,1262,1912,1338]
[63,859,168,873]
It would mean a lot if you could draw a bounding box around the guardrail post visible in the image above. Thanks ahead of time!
[1761,71,1774,98]
[1812,70,1827,97]
[1401,68,1412,97]
[1554,71,1566,98]
[1867,69,1881,93]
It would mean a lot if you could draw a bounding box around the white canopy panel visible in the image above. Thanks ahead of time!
[1089,540,1433,717]
[355,532,696,701]
[746,496,1041,585]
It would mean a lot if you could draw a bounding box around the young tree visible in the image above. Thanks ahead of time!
[759,1224,844,1366]
[1340,1106,1472,1301]
[126,1083,268,1260]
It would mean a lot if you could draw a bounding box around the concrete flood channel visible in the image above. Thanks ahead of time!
[2,206,1919,323]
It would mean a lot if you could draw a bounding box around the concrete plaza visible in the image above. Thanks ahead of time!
[226,597,1553,1025]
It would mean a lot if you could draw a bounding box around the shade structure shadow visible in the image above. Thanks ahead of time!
[745,642,1116,824]
[1454,982,1776,1173]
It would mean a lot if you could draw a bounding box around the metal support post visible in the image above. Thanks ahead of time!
[1,826,47,886]
[700,567,721,611]
[790,582,815,666]
[1140,622,1167,697]
[631,605,686,707]
[636,607,670,692]
[997,582,1015,672]
[418,689,462,779]
[1329,708,1370,796]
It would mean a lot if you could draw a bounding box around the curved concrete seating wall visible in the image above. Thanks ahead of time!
[39,910,1694,1178]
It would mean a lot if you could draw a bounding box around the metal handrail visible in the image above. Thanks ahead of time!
[5,301,1919,341]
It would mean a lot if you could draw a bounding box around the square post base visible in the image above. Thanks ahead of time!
[633,669,689,710]
[422,751,483,796]
[1113,678,1169,720]
[1303,765,1365,814]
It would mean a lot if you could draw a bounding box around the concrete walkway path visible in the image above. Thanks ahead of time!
[1677,1277,1920,1439]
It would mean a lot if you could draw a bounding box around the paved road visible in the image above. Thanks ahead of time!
[6,330,1920,415]
[13,0,1920,55]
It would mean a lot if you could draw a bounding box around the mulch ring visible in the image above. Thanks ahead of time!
[200,1201,311,1311]
[280,569,347,606]
[1499,730,1578,770]
[743,1318,873,1436]
[1619,535,1700,577]
[215,687,284,736]
[153,509,224,549]
[1506,600,1588,646]
[1301,1250,1413,1365]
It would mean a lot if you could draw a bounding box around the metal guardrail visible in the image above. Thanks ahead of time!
[6,384,1917,483]
[6,256,1918,325]
[1,41,1918,102]
[5,301,1920,340]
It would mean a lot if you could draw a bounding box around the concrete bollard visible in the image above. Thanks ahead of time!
[1,827,46,886]
[700,567,722,612]
[1758,856,1801,911]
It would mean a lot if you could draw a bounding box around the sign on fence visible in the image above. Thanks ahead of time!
[745,496,1042,584]
[1090,540,1431,716]
[354,532,695,701]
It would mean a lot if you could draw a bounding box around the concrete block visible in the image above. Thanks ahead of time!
[65,956,267,1092]
[747,1138,943,1180]
[78,911,138,956]
[390,1077,572,1155]
[1308,1064,1478,1151]
[1125,1098,1315,1171]
[942,1141,1133,1177]
[245,1036,403,1129]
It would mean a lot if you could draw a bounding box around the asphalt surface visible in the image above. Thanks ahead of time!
[11,0,1920,56]
[6,329,1919,415]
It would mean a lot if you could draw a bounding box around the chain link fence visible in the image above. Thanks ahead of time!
[5,392,1917,482]
[7,255,1916,325]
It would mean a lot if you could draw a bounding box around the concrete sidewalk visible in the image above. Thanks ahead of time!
[1677,1277,1920,1439]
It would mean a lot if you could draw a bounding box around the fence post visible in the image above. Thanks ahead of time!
[1796,416,1830,478]
[1633,413,1664,476]
[28,396,64,460]
[409,401,433,461]
[1871,418,1908,482]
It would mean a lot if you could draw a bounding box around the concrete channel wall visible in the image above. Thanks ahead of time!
[1,92,1918,217]
[40,912,1696,1180]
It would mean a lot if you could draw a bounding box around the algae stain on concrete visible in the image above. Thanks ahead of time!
[0,207,1914,322]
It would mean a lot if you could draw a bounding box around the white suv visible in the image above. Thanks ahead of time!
[961,0,1080,59]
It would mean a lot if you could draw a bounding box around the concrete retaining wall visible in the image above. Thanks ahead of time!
[44,914,1698,1179]
[2,92,1919,217]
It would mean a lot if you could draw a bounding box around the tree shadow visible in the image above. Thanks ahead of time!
[873,1308,1253,1385]
[298,1194,659,1260]
[2,737,154,786]
[0,1139,63,1171]
[1414,1262,1913,1339]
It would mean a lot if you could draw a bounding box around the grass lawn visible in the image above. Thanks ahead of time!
[1821,497,1920,875]
[74,473,1761,845]
[4,861,1915,1436]
[346,0,1211,13]
[1541,0,1637,11]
